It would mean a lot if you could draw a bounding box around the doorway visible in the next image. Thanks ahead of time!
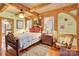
[0,17,14,55]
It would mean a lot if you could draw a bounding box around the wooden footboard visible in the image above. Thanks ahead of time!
[5,33,19,56]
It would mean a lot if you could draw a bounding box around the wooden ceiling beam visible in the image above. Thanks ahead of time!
[10,3,39,16]
[0,4,7,12]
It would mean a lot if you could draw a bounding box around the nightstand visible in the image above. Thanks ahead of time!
[41,33,53,46]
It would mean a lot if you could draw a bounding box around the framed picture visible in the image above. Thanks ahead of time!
[16,20,23,29]
[38,19,41,26]
[34,20,37,25]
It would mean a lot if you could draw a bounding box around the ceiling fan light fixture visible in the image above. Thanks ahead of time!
[18,12,25,18]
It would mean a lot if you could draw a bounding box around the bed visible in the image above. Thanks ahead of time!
[5,26,42,56]
[15,32,41,50]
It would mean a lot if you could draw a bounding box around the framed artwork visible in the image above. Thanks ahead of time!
[34,20,37,25]
[38,19,41,26]
[16,20,23,29]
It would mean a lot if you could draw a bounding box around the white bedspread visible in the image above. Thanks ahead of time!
[15,32,41,50]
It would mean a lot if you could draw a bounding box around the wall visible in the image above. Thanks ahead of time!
[58,13,77,34]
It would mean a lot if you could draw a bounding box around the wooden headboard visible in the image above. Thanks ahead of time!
[30,26,42,33]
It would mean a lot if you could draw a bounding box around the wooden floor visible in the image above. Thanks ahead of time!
[48,47,60,56]
[0,44,60,56]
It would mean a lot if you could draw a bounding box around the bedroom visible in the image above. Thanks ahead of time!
[0,3,79,56]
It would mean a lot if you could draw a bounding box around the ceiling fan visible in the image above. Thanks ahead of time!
[17,9,25,18]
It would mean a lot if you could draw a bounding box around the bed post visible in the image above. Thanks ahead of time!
[5,35,8,51]
[16,39,19,56]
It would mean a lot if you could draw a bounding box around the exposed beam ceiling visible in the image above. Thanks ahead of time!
[41,4,77,16]
[10,3,39,16]
[21,3,75,14]
[0,3,77,18]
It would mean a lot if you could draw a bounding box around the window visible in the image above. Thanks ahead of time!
[44,16,54,35]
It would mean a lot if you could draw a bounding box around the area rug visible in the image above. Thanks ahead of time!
[21,44,50,56]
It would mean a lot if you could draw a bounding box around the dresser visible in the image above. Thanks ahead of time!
[41,33,53,46]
